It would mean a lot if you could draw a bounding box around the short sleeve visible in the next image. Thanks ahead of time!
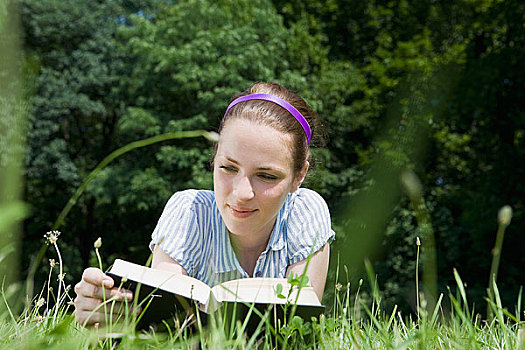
[286,188,335,266]
[149,190,205,277]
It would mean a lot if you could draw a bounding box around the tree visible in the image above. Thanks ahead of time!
[272,0,525,313]
[21,0,127,280]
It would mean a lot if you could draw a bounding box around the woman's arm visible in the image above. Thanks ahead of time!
[151,246,189,275]
[285,243,330,301]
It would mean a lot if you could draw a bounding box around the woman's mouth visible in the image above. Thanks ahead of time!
[228,205,257,218]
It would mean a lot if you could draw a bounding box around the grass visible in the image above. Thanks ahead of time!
[0,233,523,350]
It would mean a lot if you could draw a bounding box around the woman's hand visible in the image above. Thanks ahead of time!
[73,267,134,327]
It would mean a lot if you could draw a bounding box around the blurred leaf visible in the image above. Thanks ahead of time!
[0,202,30,233]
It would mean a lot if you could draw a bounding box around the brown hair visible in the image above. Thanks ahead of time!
[217,82,324,175]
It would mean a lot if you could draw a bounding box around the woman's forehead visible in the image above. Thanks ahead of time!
[216,119,294,169]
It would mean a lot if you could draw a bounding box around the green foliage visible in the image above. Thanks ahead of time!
[21,0,129,285]
[118,107,162,137]
[271,0,525,315]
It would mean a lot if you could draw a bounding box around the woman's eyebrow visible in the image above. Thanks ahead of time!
[224,156,286,173]
[257,167,278,171]
[224,156,240,164]
[256,166,288,174]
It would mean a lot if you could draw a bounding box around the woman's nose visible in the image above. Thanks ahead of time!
[233,175,255,201]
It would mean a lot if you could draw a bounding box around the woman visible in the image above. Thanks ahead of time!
[74,82,335,326]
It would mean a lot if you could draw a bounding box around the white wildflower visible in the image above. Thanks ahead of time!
[36,298,45,308]
[44,230,61,245]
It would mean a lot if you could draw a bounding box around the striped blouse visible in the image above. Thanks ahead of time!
[150,188,335,287]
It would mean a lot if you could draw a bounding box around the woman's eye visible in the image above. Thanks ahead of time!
[258,173,278,181]
[219,165,236,173]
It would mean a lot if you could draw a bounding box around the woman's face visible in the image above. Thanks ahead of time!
[214,119,306,242]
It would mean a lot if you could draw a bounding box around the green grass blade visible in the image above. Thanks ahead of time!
[453,268,469,314]
[430,293,444,327]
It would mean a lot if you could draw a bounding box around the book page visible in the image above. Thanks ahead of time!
[110,259,211,306]
[210,278,322,306]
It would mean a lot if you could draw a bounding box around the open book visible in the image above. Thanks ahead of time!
[107,259,325,329]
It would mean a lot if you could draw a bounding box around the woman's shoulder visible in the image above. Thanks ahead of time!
[165,189,216,208]
[285,187,331,229]
[288,188,330,213]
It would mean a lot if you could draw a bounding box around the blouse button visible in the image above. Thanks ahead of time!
[255,271,262,277]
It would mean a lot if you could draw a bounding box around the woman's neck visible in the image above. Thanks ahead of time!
[228,231,271,277]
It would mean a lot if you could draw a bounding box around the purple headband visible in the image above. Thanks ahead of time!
[224,93,312,145]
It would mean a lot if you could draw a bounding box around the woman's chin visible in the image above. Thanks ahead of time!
[224,221,253,237]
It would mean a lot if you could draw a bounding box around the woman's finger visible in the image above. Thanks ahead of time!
[75,269,132,301]
[81,267,114,288]
[75,309,107,326]
[74,297,139,326]
[75,296,134,314]
[75,280,116,300]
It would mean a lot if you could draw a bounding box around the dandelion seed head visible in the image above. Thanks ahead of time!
[94,237,102,249]
[498,205,512,226]
[400,170,423,199]
[204,131,220,142]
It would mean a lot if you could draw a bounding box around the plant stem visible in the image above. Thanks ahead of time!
[487,222,507,320]
[95,247,108,327]
[52,242,63,325]
[401,170,437,314]
[416,238,420,321]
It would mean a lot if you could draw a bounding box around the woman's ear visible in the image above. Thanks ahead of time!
[291,161,309,193]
